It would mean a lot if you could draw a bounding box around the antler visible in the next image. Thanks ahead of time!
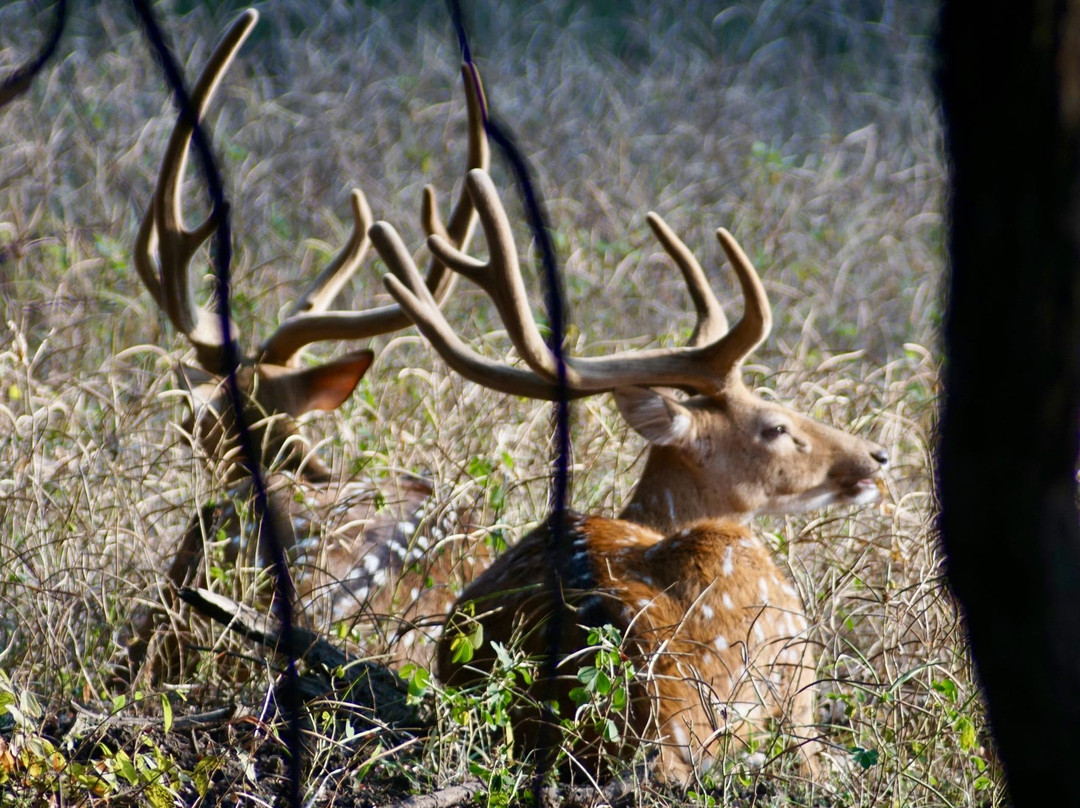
[375,168,771,400]
[133,9,258,373]
[259,63,490,365]
[134,8,490,371]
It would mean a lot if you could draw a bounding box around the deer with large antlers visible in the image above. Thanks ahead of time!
[126,10,489,679]
[372,168,889,781]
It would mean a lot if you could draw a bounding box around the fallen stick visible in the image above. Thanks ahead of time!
[385,779,486,808]
[178,586,425,733]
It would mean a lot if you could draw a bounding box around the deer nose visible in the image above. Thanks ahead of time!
[870,447,889,466]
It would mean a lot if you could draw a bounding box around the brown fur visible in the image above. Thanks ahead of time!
[438,513,815,782]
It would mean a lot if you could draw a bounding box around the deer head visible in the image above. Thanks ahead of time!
[373,168,888,531]
[133,9,490,483]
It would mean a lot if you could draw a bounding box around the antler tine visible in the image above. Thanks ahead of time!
[426,169,561,382]
[256,63,490,367]
[282,188,373,320]
[562,226,772,391]
[393,61,491,311]
[258,189,376,365]
[372,221,565,400]
[133,9,258,372]
[425,63,490,259]
[646,212,729,346]
[710,227,772,363]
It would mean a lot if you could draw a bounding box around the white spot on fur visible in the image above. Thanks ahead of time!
[722,546,734,577]
[701,604,715,619]
[637,598,651,611]
[722,592,734,610]
[714,635,729,651]
[669,722,689,749]
[753,624,765,643]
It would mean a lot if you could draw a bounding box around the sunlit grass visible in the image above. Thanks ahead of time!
[0,0,997,805]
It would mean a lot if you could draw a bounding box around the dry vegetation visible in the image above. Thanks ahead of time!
[0,0,996,805]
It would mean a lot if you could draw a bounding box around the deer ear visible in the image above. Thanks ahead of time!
[613,386,695,447]
[269,349,374,415]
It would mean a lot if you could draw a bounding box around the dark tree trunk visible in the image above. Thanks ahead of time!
[939,2,1080,803]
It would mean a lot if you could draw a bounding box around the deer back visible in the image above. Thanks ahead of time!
[437,513,815,780]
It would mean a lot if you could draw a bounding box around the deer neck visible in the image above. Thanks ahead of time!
[617,444,746,534]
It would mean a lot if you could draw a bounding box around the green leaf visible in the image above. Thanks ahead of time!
[113,749,138,785]
[568,686,589,706]
[955,715,977,751]
[601,717,620,743]
[161,694,173,734]
[451,633,475,665]
[146,783,175,808]
[194,757,221,798]
[406,666,430,705]
[577,666,600,690]
[593,669,612,695]
[850,746,879,770]
[932,677,958,702]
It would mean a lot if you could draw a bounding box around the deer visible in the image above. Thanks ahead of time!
[125,9,489,680]
[370,168,889,783]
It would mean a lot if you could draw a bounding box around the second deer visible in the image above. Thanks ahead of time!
[374,168,888,782]
[126,10,489,678]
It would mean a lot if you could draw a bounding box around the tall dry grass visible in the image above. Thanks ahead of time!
[0,1,992,805]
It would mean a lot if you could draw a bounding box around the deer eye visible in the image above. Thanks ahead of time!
[762,424,788,441]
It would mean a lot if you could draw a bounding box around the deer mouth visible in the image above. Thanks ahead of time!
[757,475,882,516]
[836,476,884,506]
